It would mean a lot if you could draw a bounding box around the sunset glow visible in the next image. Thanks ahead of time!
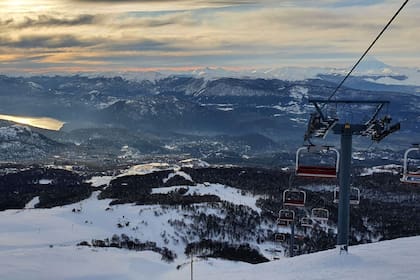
[0,114,64,131]
[0,0,417,74]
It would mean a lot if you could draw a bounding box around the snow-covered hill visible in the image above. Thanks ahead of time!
[0,124,62,160]
[0,228,419,279]
[0,187,272,260]
[0,163,420,279]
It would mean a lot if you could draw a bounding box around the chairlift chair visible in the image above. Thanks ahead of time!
[295,146,340,178]
[292,244,299,254]
[400,146,420,184]
[333,187,360,205]
[311,208,329,221]
[300,217,313,227]
[350,187,361,205]
[294,235,305,241]
[333,187,339,204]
[274,233,286,242]
[283,189,306,207]
[278,209,295,222]
[277,219,289,227]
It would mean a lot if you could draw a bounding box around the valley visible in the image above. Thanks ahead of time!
[0,74,417,167]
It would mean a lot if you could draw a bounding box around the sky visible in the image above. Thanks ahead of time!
[0,0,418,74]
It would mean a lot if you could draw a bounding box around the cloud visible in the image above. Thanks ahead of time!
[113,12,197,28]
[327,0,394,7]
[0,34,100,49]
[106,38,178,52]
[19,14,96,28]
[0,0,417,72]
[0,14,97,29]
[63,0,257,13]
[72,0,254,3]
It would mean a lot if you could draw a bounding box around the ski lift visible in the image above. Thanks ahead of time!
[274,233,286,242]
[350,187,361,205]
[300,217,313,227]
[277,219,289,227]
[400,145,420,184]
[334,187,360,205]
[295,146,340,178]
[294,235,305,241]
[283,189,306,207]
[292,244,300,255]
[311,208,329,221]
[278,209,295,222]
[333,187,339,204]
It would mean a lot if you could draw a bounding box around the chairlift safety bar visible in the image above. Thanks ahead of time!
[402,147,420,177]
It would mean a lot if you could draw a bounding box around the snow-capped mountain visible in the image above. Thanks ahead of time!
[16,57,418,87]
[0,123,62,161]
[0,72,418,164]
[187,57,420,87]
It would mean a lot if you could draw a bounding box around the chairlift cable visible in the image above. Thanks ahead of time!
[366,140,375,151]
[325,0,410,103]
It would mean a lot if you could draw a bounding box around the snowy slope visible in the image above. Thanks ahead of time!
[0,184,272,257]
[0,234,419,279]
[0,124,60,160]
[1,165,419,279]
[152,183,263,213]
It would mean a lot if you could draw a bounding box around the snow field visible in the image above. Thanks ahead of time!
[0,184,270,259]
[3,168,419,279]
[1,236,419,279]
[152,183,263,213]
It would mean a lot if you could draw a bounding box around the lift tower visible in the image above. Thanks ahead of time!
[305,99,400,252]
[299,0,408,253]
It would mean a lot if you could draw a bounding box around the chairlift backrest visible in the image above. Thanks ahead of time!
[401,146,420,184]
[295,146,340,178]
[311,208,329,221]
[283,189,306,207]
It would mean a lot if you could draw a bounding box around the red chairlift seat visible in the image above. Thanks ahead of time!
[311,208,329,221]
[283,189,306,207]
[400,146,420,184]
[296,166,337,177]
[295,146,340,178]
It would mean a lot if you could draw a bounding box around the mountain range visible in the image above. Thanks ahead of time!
[0,59,418,164]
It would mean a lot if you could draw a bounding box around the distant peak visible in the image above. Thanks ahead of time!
[356,56,391,72]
